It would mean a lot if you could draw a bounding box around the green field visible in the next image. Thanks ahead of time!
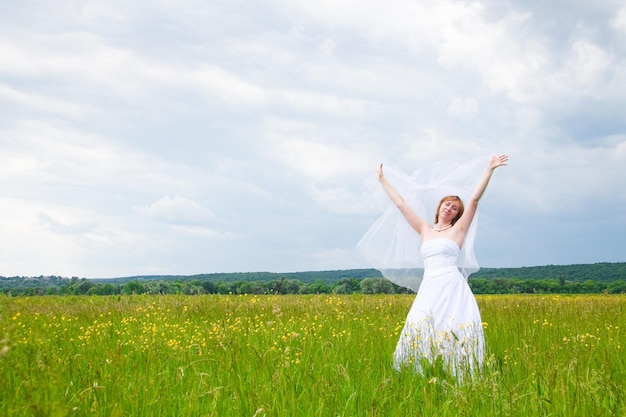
[1,294,624,416]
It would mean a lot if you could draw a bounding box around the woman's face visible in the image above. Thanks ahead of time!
[438,199,460,222]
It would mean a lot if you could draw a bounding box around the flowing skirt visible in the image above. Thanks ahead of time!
[393,266,485,378]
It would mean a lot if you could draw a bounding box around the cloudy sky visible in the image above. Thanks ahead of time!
[1,0,625,278]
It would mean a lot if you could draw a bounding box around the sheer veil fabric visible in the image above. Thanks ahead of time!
[357,157,488,293]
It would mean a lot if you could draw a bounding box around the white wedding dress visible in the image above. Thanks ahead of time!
[392,238,484,376]
[357,157,489,378]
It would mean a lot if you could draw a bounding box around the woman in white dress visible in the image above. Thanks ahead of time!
[358,155,508,378]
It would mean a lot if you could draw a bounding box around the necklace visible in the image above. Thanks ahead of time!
[433,224,452,232]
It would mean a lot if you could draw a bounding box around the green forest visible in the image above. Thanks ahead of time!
[1,262,626,296]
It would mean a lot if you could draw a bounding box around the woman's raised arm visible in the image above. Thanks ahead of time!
[456,155,508,232]
[377,163,429,236]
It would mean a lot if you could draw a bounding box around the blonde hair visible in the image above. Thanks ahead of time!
[434,195,464,225]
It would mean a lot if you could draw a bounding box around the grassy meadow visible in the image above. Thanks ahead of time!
[0,294,624,416]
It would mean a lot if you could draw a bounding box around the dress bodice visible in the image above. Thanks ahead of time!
[420,238,460,272]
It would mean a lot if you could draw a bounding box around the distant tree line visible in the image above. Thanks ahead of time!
[0,276,411,296]
[469,278,626,294]
[472,262,626,282]
[1,274,626,296]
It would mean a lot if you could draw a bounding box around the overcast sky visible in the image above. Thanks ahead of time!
[1,0,625,278]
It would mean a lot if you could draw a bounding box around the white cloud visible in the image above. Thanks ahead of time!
[310,185,380,216]
[0,84,88,119]
[1,0,626,277]
[267,136,373,181]
[136,196,215,226]
[447,97,479,121]
[0,119,194,201]
[559,40,613,97]
[38,212,98,235]
[276,90,369,117]
[610,6,626,33]
[188,66,269,106]
[318,38,337,58]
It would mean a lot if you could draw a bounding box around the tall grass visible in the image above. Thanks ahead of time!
[1,294,623,416]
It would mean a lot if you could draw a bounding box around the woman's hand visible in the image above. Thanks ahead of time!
[377,163,384,182]
[488,154,508,170]
[375,162,426,235]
